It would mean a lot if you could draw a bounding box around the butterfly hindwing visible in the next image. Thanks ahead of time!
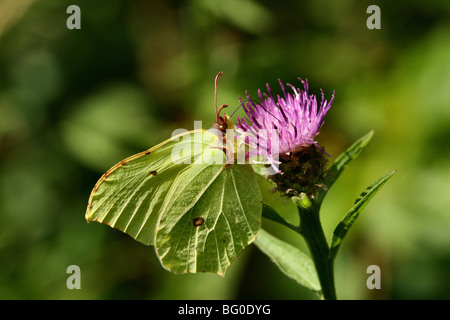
[156,156,261,275]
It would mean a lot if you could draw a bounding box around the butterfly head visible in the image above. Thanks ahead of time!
[214,106,235,133]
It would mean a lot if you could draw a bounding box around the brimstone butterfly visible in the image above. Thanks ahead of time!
[85,73,262,276]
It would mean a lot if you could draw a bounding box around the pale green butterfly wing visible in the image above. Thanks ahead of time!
[156,153,261,275]
[85,129,208,245]
[86,129,262,275]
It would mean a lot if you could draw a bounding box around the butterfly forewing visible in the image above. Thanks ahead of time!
[85,130,213,245]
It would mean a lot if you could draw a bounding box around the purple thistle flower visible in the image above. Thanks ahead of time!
[236,78,334,174]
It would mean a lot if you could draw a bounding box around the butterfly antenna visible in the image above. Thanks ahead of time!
[229,98,255,118]
[258,104,283,123]
[229,105,242,118]
[229,98,283,124]
[214,71,223,122]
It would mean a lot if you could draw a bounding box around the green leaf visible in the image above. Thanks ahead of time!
[261,202,298,232]
[329,170,397,262]
[317,130,374,204]
[254,229,321,292]
[86,130,262,276]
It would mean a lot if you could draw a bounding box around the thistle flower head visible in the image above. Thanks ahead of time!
[236,78,334,157]
[236,78,334,196]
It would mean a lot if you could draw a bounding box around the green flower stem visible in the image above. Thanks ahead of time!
[294,195,336,300]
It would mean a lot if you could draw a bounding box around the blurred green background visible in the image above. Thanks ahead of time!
[1,0,449,300]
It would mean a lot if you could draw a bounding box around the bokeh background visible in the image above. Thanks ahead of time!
[1,0,449,300]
